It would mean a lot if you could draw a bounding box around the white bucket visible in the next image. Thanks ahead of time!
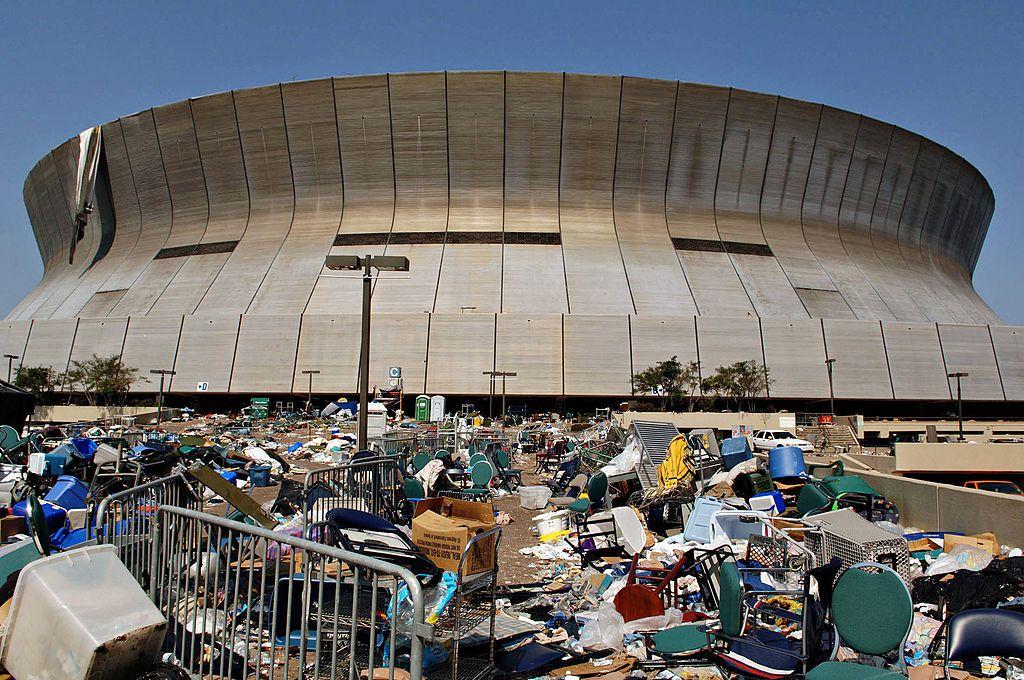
[519,485,553,510]
[532,509,570,536]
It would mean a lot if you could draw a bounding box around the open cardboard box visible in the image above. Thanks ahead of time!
[412,497,496,576]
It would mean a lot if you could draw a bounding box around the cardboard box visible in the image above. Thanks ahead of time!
[944,532,1000,557]
[412,497,496,575]
[0,515,24,542]
[908,666,979,679]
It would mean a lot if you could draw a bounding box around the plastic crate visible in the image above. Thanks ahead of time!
[803,508,910,582]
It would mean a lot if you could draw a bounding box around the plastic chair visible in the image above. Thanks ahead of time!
[457,461,494,499]
[468,452,488,467]
[805,562,912,678]
[944,608,1024,675]
[494,448,523,490]
[411,452,430,472]
[551,472,608,514]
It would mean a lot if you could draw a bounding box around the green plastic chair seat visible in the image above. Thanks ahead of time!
[832,565,913,656]
[806,662,903,679]
[796,482,832,516]
[461,488,490,496]
[824,475,878,497]
[470,461,494,487]
[717,562,743,637]
[651,623,709,655]
[403,477,425,499]
[567,498,590,513]
[411,453,430,472]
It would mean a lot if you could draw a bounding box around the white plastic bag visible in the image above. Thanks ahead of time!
[925,544,993,576]
[578,602,626,651]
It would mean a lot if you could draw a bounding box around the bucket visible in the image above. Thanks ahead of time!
[519,485,553,510]
[249,465,272,487]
[768,446,807,479]
[532,509,570,536]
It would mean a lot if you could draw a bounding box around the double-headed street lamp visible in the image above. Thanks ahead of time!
[947,371,969,441]
[149,369,176,426]
[4,354,19,383]
[324,254,410,450]
[482,370,518,419]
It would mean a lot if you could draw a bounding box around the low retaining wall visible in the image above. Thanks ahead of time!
[842,456,1024,546]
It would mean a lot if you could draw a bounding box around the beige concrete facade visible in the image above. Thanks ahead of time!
[6,72,1013,398]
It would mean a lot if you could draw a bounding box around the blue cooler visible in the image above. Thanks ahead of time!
[11,500,67,535]
[768,446,807,480]
[44,475,90,510]
[750,490,786,514]
[720,436,754,471]
[250,465,272,487]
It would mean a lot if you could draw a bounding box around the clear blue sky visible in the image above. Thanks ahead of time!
[1,1,1021,321]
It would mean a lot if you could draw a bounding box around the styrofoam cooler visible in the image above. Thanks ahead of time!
[1,544,167,679]
[519,485,552,509]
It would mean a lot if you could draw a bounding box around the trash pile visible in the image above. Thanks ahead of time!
[486,425,1024,679]
[0,410,1021,679]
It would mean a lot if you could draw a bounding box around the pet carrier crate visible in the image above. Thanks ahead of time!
[802,508,911,583]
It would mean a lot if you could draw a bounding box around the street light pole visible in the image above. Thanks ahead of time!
[482,370,517,420]
[947,371,969,441]
[301,369,320,413]
[824,358,836,417]
[4,354,18,383]
[149,369,176,427]
[325,254,410,450]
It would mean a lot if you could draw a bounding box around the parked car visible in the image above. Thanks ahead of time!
[751,429,814,453]
[962,480,1024,495]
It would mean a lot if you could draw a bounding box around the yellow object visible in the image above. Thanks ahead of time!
[658,434,695,490]
[539,529,570,543]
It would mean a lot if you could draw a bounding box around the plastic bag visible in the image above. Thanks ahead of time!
[578,602,626,651]
[925,544,993,576]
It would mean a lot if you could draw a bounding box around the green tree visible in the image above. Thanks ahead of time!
[13,365,58,399]
[632,356,701,411]
[61,355,143,407]
[701,360,772,411]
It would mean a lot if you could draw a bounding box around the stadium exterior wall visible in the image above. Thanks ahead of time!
[5,72,1014,402]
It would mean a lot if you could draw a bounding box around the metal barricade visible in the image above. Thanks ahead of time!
[303,457,406,527]
[92,473,202,583]
[149,506,430,680]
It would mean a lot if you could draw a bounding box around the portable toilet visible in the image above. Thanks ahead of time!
[415,395,431,422]
[366,402,388,439]
[429,395,445,422]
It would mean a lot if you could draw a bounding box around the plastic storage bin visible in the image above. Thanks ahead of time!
[249,465,271,487]
[44,474,90,510]
[1,544,166,680]
[768,446,807,479]
[519,485,553,509]
[720,436,754,471]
